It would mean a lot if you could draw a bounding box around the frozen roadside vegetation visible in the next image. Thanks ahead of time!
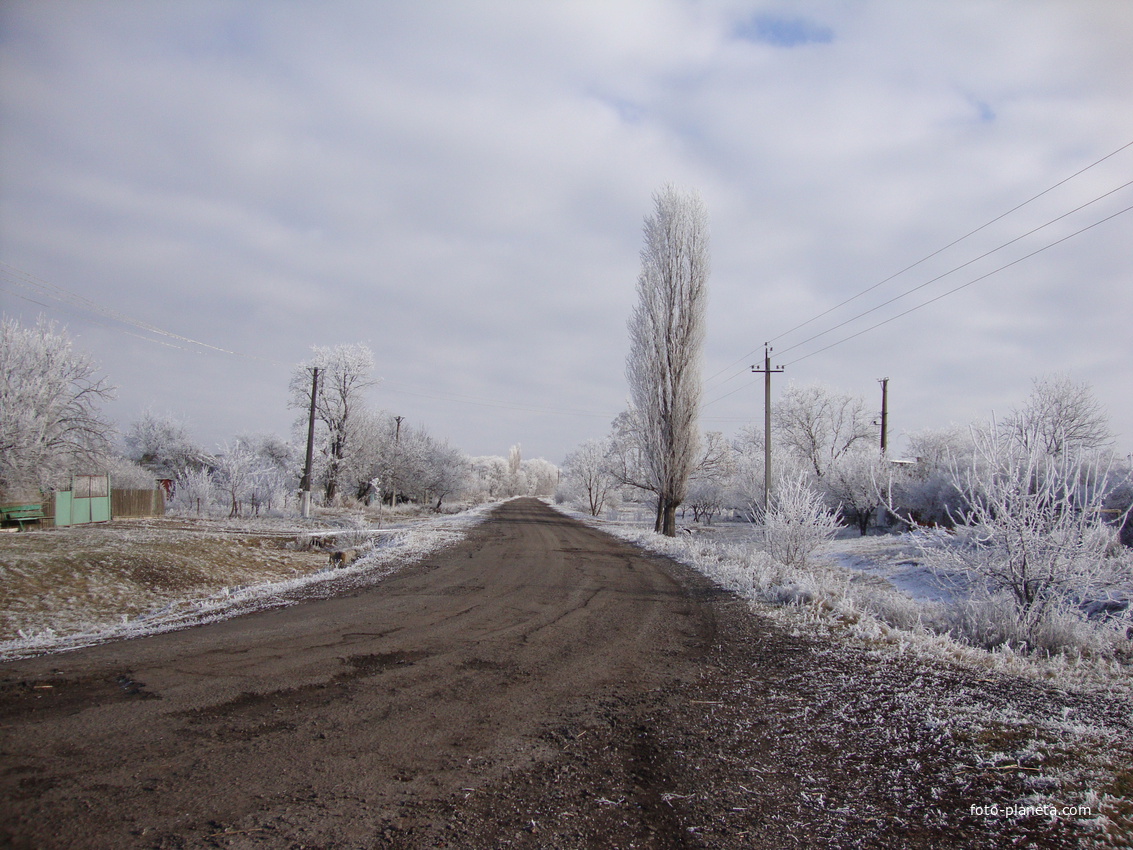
[560,503,1133,692]
[549,502,1133,842]
[0,501,498,662]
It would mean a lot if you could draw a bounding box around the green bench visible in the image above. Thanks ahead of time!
[0,503,45,531]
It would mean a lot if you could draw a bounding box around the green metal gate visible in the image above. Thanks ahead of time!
[54,474,111,526]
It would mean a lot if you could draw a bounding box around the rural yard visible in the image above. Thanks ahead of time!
[1,499,1130,848]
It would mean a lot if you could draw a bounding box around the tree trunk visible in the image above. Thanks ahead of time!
[661,499,678,537]
[654,497,664,533]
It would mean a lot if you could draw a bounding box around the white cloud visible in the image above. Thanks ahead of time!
[2,0,1131,460]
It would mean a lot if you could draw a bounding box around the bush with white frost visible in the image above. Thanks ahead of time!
[910,423,1131,653]
[759,474,841,569]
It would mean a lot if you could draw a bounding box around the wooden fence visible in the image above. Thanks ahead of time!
[111,488,166,518]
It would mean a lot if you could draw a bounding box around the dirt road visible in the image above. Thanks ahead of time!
[0,499,1101,848]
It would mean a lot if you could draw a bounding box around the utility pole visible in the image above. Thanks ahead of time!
[391,415,404,508]
[752,345,785,512]
[299,367,320,519]
[878,377,889,456]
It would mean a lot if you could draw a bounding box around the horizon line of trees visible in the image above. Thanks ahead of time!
[560,372,1131,539]
[1,315,558,516]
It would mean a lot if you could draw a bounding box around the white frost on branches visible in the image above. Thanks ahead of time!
[625,185,710,536]
[916,423,1128,648]
[561,438,619,517]
[0,316,115,493]
[289,343,377,503]
[759,474,841,569]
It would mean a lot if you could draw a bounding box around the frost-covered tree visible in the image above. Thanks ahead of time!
[1006,373,1111,458]
[467,456,504,499]
[885,427,972,527]
[0,316,116,493]
[625,185,710,536]
[825,449,885,535]
[124,411,210,479]
[686,431,734,524]
[521,458,559,497]
[289,343,376,503]
[212,440,263,518]
[505,444,526,496]
[241,433,298,515]
[773,382,873,479]
[173,467,214,515]
[607,408,651,496]
[421,439,468,511]
[340,413,469,510]
[562,439,619,516]
[729,425,783,518]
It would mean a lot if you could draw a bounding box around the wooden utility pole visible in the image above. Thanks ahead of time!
[299,367,320,519]
[878,377,889,456]
[391,415,404,508]
[752,345,784,512]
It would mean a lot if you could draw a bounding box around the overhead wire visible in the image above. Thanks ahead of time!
[773,178,1133,359]
[765,137,1133,347]
[0,261,622,420]
[698,177,1133,403]
[0,261,285,364]
[781,201,1133,368]
[380,381,613,418]
[701,138,1133,391]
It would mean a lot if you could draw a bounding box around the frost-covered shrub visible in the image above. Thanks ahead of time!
[939,589,1132,658]
[914,424,1129,651]
[759,474,841,568]
[172,467,214,515]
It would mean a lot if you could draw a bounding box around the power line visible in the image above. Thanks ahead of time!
[781,201,1133,368]
[766,138,1133,346]
[774,178,1133,359]
[381,381,614,418]
[702,195,1133,410]
[703,138,1133,387]
[1,281,203,353]
[1,262,627,421]
[0,261,286,365]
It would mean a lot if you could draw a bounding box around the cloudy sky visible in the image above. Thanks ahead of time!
[2,1,1131,464]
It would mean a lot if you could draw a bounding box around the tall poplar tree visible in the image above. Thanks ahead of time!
[625,185,710,536]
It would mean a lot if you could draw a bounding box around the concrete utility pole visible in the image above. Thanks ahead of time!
[300,367,320,519]
[878,377,889,456]
[752,345,785,512]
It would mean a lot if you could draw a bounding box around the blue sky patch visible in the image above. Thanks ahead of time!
[736,14,834,47]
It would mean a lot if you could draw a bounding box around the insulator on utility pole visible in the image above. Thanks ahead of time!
[752,345,785,513]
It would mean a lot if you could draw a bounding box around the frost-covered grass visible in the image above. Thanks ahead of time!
[0,501,497,661]
[551,502,1133,844]
[564,506,1133,689]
